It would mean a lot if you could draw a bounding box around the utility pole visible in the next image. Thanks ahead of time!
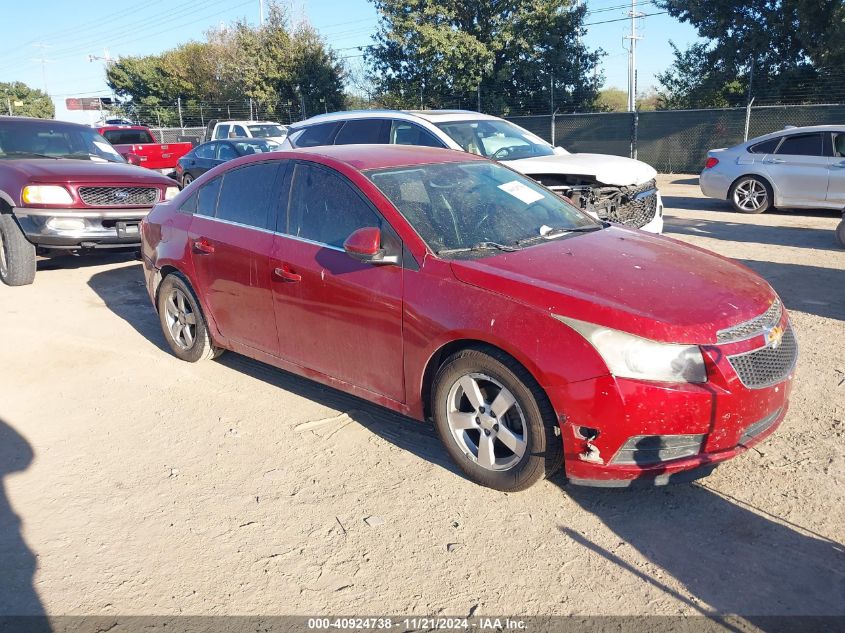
[259,0,264,25]
[33,43,52,94]
[623,0,643,112]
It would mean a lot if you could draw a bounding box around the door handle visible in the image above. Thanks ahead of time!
[832,161,845,168]
[763,158,785,164]
[273,265,301,282]
[192,238,215,254]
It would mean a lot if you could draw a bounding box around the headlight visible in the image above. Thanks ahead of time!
[163,186,180,201]
[555,315,707,383]
[22,185,73,205]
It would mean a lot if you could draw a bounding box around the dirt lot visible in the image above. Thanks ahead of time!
[1,174,843,618]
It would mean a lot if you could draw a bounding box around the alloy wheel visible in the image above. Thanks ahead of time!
[733,179,767,212]
[164,287,198,350]
[446,372,527,471]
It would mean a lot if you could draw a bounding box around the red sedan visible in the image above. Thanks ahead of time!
[140,145,796,491]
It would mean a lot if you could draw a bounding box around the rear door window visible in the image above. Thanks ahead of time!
[233,125,248,137]
[217,143,238,161]
[775,133,824,156]
[215,162,280,230]
[195,143,216,160]
[214,125,230,140]
[334,119,390,145]
[196,177,222,217]
[102,129,155,144]
[290,122,340,148]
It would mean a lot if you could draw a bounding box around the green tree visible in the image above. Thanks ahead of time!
[655,1,845,107]
[105,1,345,126]
[366,0,603,114]
[595,87,628,112]
[0,82,54,119]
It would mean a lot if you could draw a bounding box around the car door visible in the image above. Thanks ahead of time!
[759,132,829,205]
[188,142,217,177]
[188,161,284,354]
[269,161,405,402]
[826,131,845,205]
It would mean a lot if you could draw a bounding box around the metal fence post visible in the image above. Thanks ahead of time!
[744,97,755,141]
[631,110,639,159]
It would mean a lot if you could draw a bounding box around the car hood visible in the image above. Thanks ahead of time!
[2,159,174,185]
[505,153,657,187]
[448,226,776,344]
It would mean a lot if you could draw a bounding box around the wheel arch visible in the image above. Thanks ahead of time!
[419,338,555,423]
[154,263,226,349]
[728,172,776,201]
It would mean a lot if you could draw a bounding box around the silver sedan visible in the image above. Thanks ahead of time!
[700,125,845,214]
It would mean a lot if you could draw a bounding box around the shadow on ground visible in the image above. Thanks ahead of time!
[87,263,169,353]
[87,264,463,479]
[664,216,842,252]
[563,483,845,621]
[668,176,700,186]
[37,250,137,272]
[0,417,48,624]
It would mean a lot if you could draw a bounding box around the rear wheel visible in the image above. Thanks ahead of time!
[157,274,222,362]
[730,176,773,214]
[432,346,562,491]
[0,213,36,286]
[181,173,194,188]
[836,219,845,248]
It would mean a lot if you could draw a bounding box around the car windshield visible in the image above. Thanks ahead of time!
[366,161,599,257]
[435,119,556,160]
[247,124,286,138]
[232,140,280,154]
[0,121,125,163]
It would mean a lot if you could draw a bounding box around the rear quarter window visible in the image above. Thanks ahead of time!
[748,138,780,154]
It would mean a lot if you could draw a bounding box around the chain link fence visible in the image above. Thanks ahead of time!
[508,104,845,173]
[150,126,205,144]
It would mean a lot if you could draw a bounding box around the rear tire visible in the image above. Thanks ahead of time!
[836,220,845,248]
[0,213,36,286]
[181,173,194,188]
[157,273,222,362]
[431,345,562,491]
[729,176,773,214]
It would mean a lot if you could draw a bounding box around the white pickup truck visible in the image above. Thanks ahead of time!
[204,120,288,144]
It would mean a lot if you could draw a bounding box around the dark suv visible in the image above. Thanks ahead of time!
[0,117,178,285]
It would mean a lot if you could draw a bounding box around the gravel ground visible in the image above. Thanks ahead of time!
[0,174,843,618]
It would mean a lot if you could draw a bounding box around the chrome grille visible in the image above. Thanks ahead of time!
[78,186,158,207]
[739,408,782,445]
[728,324,797,389]
[717,299,782,343]
[613,179,658,228]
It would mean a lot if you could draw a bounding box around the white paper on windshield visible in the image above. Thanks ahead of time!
[498,180,545,205]
[93,141,120,156]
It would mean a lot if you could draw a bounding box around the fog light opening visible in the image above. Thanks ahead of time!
[576,426,600,441]
[46,217,86,232]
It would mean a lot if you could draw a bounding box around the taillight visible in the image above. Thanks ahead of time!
[704,157,719,169]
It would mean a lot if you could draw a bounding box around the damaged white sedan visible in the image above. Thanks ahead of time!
[281,110,664,233]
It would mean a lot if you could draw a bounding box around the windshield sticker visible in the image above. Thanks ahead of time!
[93,141,120,156]
[497,180,545,205]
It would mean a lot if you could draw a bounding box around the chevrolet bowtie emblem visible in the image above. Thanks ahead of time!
[765,325,784,349]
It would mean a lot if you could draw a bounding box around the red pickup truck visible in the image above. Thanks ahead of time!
[97,125,192,177]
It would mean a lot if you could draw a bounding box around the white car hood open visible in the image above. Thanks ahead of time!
[505,153,657,187]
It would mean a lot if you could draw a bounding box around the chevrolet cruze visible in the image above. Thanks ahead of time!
[140,145,796,491]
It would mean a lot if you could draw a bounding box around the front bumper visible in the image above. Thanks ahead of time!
[13,207,152,249]
[547,316,795,485]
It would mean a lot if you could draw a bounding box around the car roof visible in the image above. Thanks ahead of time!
[216,120,282,126]
[288,109,500,130]
[0,116,89,129]
[284,144,484,171]
[747,124,845,143]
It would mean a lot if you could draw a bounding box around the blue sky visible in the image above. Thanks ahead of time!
[0,0,699,123]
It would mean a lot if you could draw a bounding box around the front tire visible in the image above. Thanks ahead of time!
[0,213,36,286]
[157,274,222,362]
[432,346,562,491]
[836,220,845,248]
[730,176,773,214]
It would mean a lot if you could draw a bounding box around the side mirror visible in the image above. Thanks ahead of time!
[126,153,142,166]
[343,227,399,265]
